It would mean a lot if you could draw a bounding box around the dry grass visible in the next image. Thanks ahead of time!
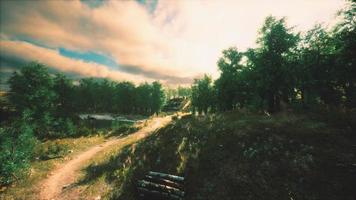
[0,135,105,200]
[76,111,355,200]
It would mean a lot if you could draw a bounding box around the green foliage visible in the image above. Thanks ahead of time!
[50,118,76,138]
[165,86,191,100]
[215,47,251,111]
[115,82,136,114]
[111,123,138,136]
[0,116,36,186]
[151,81,165,115]
[76,78,165,115]
[53,73,76,118]
[8,62,56,118]
[250,16,299,112]
[79,112,355,200]
[191,75,216,114]
[7,63,166,138]
[34,140,69,160]
[202,5,356,113]
[7,63,76,138]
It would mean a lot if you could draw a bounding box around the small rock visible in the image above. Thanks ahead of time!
[62,184,71,189]
[94,196,101,200]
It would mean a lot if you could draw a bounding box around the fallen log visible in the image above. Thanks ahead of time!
[138,180,184,197]
[148,171,184,182]
[137,171,185,200]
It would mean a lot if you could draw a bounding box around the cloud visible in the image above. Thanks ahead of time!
[0,40,152,83]
[0,0,190,81]
[0,0,345,83]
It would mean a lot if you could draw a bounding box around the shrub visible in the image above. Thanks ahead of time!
[34,140,69,160]
[0,120,36,186]
[53,118,76,138]
[111,123,138,136]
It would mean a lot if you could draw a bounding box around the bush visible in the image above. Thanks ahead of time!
[111,123,138,136]
[77,125,93,136]
[0,120,36,186]
[34,140,69,160]
[51,118,76,138]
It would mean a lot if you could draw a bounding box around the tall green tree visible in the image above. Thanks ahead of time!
[115,82,136,114]
[136,83,153,114]
[296,25,339,107]
[53,73,76,118]
[8,63,57,137]
[191,75,215,114]
[77,78,100,112]
[215,47,245,111]
[8,62,56,118]
[151,81,165,115]
[332,1,356,108]
[251,16,299,112]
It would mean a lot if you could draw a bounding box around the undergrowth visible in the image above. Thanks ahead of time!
[81,111,355,200]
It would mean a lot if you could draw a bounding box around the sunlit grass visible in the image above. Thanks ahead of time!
[76,111,355,200]
[0,135,105,200]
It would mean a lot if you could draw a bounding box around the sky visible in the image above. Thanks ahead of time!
[0,0,346,90]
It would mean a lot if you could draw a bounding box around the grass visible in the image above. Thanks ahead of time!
[0,118,144,200]
[0,135,105,200]
[59,117,159,199]
[77,111,355,200]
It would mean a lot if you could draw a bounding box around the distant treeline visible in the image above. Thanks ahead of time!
[6,63,165,137]
[192,3,355,114]
[165,86,191,99]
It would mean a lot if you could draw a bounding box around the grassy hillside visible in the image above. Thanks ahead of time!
[80,111,356,200]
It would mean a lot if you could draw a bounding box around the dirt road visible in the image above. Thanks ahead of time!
[39,116,172,200]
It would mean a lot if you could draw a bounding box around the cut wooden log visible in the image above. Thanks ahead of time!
[138,171,185,200]
[148,171,184,182]
[144,175,184,190]
[138,187,182,200]
[138,180,184,197]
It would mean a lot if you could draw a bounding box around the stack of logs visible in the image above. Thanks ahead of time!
[137,171,185,200]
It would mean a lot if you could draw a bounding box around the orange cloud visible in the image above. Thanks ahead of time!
[0,40,156,84]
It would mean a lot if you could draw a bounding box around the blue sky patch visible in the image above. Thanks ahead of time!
[80,0,104,8]
[136,0,158,13]
[59,48,119,69]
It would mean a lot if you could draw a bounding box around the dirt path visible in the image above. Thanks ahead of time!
[39,116,172,200]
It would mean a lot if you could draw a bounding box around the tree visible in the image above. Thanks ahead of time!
[8,62,56,118]
[177,86,191,98]
[8,62,58,137]
[332,1,356,108]
[77,78,100,113]
[296,24,339,107]
[53,73,76,118]
[191,75,215,114]
[215,47,244,111]
[151,81,165,115]
[115,82,136,114]
[251,16,299,112]
[136,83,153,114]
